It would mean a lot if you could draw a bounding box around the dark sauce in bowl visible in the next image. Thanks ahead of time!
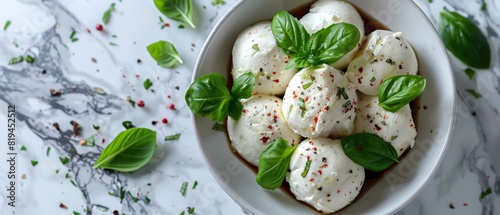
[224,1,421,214]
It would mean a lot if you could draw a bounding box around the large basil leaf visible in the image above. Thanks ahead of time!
[378,75,426,112]
[185,73,231,122]
[93,128,157,172]
[154,0,195,28]
[256,138,297,190]
[306,23,360,66]
[439,11,490,69]
[271,11,310,56]
[231,72,255,99]
[147,40,183,68]
[341,133,399,172]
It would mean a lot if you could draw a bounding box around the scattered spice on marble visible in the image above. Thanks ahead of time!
[168,103,176,110]
[175,86,180,90]
[151,120,158,125]
[70,120,81,136]
[20,145,27,151]
[192,181,198,189]
[21,174,26,179]
[480,188,492,199]
[137,100,145,108]
[162,118,168,124]
[41,69,47,74]
[50,89,62,96]
[79,139,86,146]
[113,210,119,215]
[53,122,61,131]
[137,59,142,64]
[96,24,104,31]
[92,87,106,95]
[93,124,100,131]
[423,105,428,110]
[91,57,97,63]
[59,203,68,209]
[126,96,136,107]
[31,160,38,166]
[463,203,468,206]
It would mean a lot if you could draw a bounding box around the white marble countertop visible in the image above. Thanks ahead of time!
[0,0,498,214]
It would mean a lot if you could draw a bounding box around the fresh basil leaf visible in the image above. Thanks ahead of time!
[102,3,115,25]
[271,11,309,56]
[439,11,491,69]
[341,132,399,172]
[306,23,360,66]
[228,98,244,120]
[378,75,426,112]
[185,73,231,122]
[256,138,297,190]
[231,72,255,99]
[154,0,195,29]
[93,127,157,172]
[147,40,183,68]
[285,56,310,70]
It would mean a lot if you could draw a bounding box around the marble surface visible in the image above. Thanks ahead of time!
[0,0,498,214]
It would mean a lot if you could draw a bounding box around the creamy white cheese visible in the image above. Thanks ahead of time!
[287,138,365,213]
[300,0,365,69]
[227,95,301,166]
[353,94,417,156]
[346,30,418,95]
[282,64,357,138]
[232,21,296,96]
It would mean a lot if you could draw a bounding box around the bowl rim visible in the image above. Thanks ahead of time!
[189,0,456,214]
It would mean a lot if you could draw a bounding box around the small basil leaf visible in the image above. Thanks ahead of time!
[154,0,195,28]
[228,98,244,120]
[102,3,115,25]
[439,11,490,69]
[378,75,426,112]
[286,56,310,70]
[93,127,157,172]
[231,72,255,99]
[271,11,310,56]
[256,138,297,190]
[185,73,231,122]
[147,40,183,68]
[341,133,399,172]
[306,23,360,66]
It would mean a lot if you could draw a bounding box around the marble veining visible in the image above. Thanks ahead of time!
[0,0,498,214]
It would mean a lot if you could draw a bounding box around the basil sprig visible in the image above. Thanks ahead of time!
[271,11,360,69]
[147,40,183,68]
[185,72,255,121]
[439,10,491,69]
[378,75,426,112]
[256,138,297,190]
[341,133,399,172]
[93,128,157,172]
[154,0,195,29]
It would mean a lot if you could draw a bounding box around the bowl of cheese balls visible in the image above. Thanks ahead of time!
[186,0,456,214]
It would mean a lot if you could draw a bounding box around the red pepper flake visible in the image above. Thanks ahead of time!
[59,203,67,209]
[113,210,119,215]
[168,103,176,110]
[102,138,105,144]
[167,95,171,99]
[243,109,247,113]
[357,76,363,84]
[375,124,382,131]
[320,163,328,168]
[135,74,140,78]
[267,125,272,129]
[423,105,428,110]
[162,118,168,124]
[358,67,363,73]
[356,144,362,150]
[272,79,279,83]
[164,23,170,27]
[306,156,310,160]
[122,75,126,78]
[273,115,278,123]
[272,72,276,75]
[95,24,104,31]
[309,178,314,182]
[463,203,468,206]
[318,170,322,175]
[137,100,145,108]
[260,136,269,144]
[86,28,91,33]
[314,116,318,124]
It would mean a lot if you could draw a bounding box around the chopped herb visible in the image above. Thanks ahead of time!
[188,207,195,214]
[147,183,152,186]
[302,82,312,90]
[120,186,125,202]
[8,56,24,65]
[336,87,349,99]
[192,180,198,189]
[159,16,164,23]
[4,20,11,31]
[481,3,487,11]
[211,0,225,6]
[84,135,95,147]
[301,160,312,178]
[370,77,376,82]
[71,180,77,187]
[69,29,78,42]
[73,211,80,215]
[165,133,181,141]
[178,25,185,29]
[60,156,70,165]
[128,191,139,202]
[343,100,352,108]
[465,68,475,80]
[180,181,188,196]
[144,79,153,90]
[180,211,185,215]
[161,25,167,30]
[93,124,100,130]
[317,86,322,91]
[145,196,151,204]
[212,122,226,132]
[428,0,433,3]
[112,35,117,38]
[47,147,51,156]
[102,3,116,25]
[386,58,395,65]
[122,121,135,129]
[65,173,71,178]
[298,98,306,117]
[20,145,27,151]
[480,187,492,199]
[252,44,260,51]
[109,42,118,46]
[71,38,78,42]
[31,160,38,166]
[56,169,60,174]
[466,89,482,99]
[108,191,117,197]
[126,96,136,107]
[391,135,398,141]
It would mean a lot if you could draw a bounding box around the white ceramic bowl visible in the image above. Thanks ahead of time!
[191,0,456,214]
